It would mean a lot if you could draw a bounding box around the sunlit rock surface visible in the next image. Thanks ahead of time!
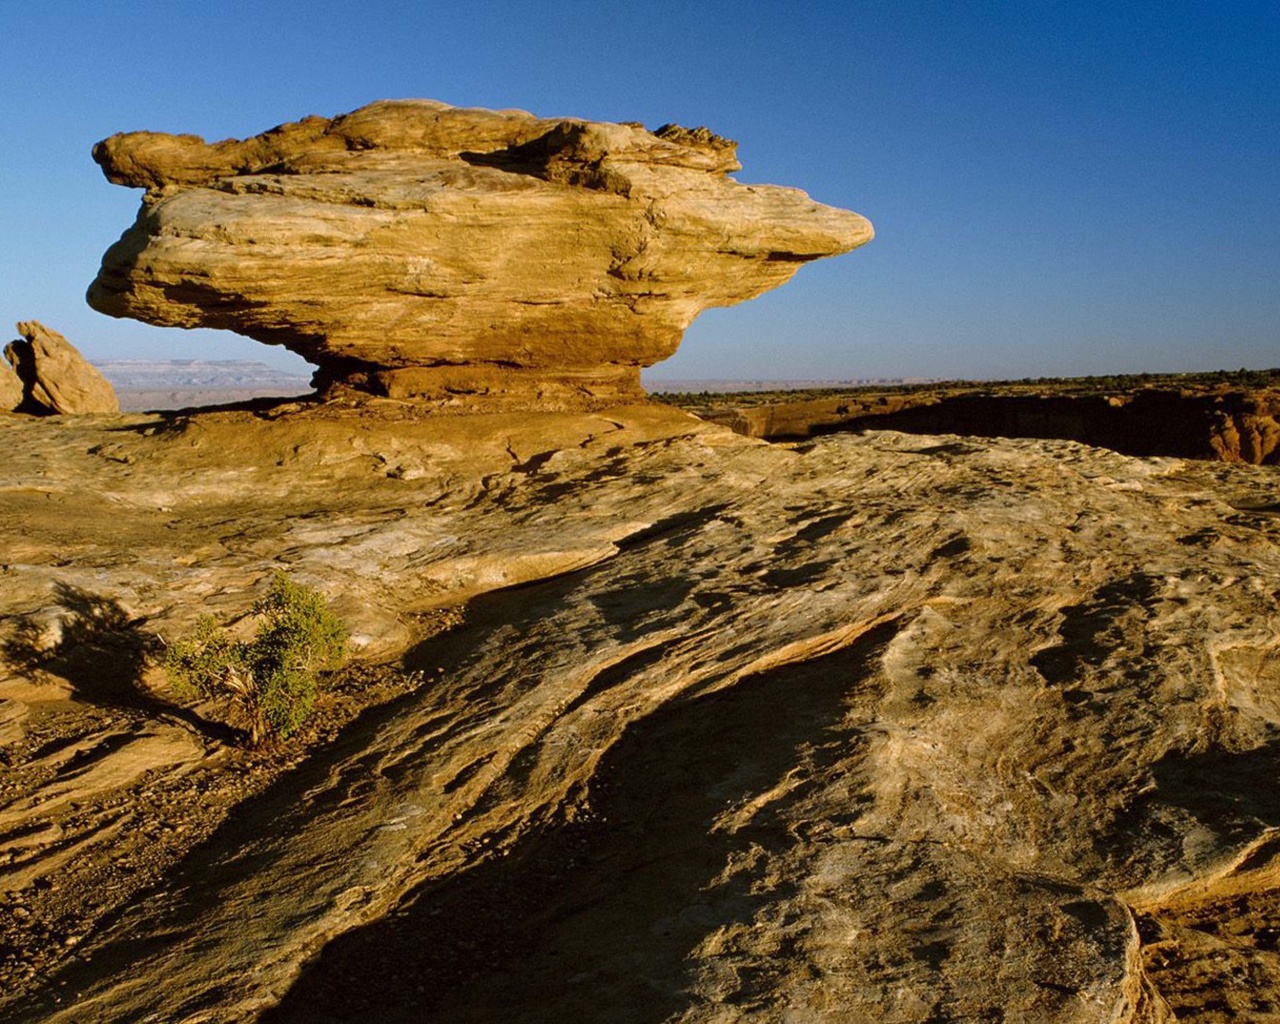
[696,387,1280,464]
[3,321,118,415]
[0,353,21,411]
[2,405,1280,1021]
[88,100,872,409]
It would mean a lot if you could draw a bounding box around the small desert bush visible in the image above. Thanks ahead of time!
[165,571,347,747]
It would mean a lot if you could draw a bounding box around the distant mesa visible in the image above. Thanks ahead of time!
[96,359,315,412]
[3,320,119,415]
[96,359,313,390]
[88,99,873,411]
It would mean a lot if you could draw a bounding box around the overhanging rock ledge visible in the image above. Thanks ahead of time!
[88,99,873,411]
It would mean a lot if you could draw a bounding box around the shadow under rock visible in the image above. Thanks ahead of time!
[102,390,323,435]
[1149,737,1280,844]
[263,621,898,1024]
[3,582,223,739]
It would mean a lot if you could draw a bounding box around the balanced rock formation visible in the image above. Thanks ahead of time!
[3,321,119,415]
[88,100,872,409]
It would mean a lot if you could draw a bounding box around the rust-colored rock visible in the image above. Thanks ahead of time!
[4,321,119,415]
[1208,398,1280,463]
[687,386,1280,465]
[88,100,873,409]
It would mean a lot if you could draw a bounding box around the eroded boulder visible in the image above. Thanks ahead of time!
[4,321,119,415]
[0,356,22,412]
[88,100,873,409]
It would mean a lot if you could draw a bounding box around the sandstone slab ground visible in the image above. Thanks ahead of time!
[1,405,1279,1021]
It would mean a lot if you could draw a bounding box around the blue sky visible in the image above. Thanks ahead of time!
[2,1,1276,382]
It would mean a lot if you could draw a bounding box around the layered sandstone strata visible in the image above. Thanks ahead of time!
[4,408,1280,1021]
[89,100,873,409]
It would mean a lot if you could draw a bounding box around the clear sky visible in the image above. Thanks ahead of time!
[2,0,1276,382]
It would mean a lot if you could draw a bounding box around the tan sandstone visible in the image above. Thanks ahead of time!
[2,322,119,415]
[87,100,873,409]
[1,406,1279,1022]
[0,355,21,411]
[3,98,1276,1024]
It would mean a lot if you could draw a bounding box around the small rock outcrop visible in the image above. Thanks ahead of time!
[0,355,22,411]
[88,100,873,409]
[3,321,119,415]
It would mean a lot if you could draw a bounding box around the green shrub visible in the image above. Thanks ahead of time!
[165,572,347,747]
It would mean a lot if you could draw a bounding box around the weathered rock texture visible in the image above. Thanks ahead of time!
[691,386,1280,464]
[0,355,21,411]
[3,408,1280,1022]
[88,100,873,409]
[3,321,118,415]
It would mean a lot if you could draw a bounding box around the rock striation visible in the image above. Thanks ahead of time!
[3,321,119,415]
[88,100,872,409]
[2,407,1280,1021]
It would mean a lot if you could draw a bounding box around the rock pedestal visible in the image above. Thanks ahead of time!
[88,100,873,410]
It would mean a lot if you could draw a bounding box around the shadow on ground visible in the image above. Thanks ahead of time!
[262,622,896,1023]
[1150,737,1280,841]
[3,582,218,737]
